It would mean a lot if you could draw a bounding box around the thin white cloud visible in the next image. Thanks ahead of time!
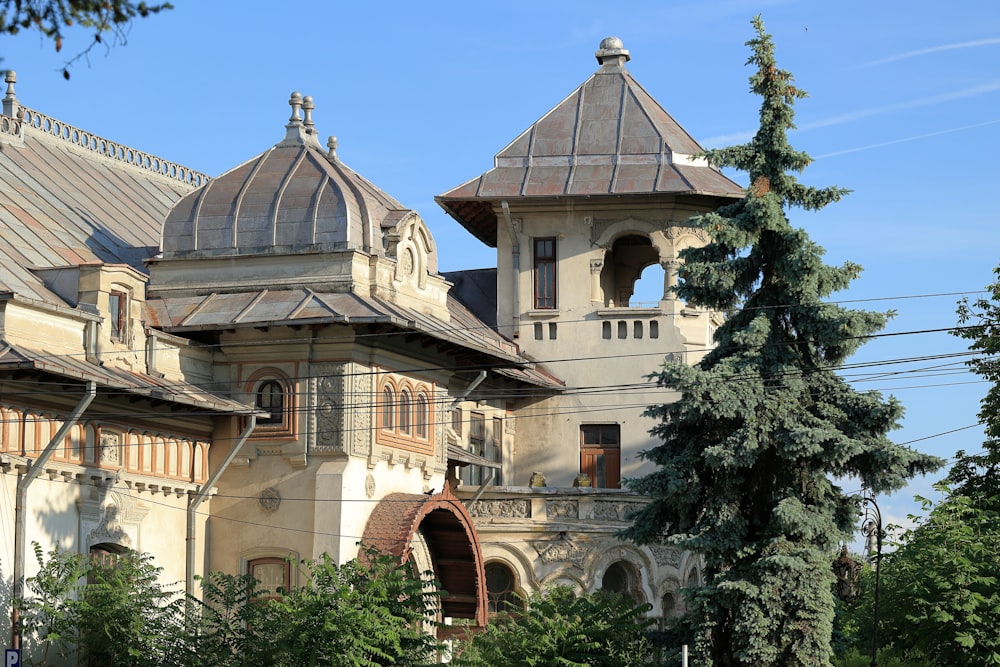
[699,81,1000,148]
[863,38,1000,67]
[815,119,1000,159]
[799,81,1000,131]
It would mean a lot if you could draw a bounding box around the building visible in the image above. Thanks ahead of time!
[0,37,743,655]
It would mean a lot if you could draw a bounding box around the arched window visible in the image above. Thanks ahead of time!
[398,389,412,435]
[601,561,639,604]
[256,379,286,425]
[382,385,395,430]
[415,393,429,439]
[485,562,520,614]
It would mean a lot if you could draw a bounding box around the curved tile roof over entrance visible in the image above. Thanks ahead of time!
[436,37,745,246]
[161,93,413,258]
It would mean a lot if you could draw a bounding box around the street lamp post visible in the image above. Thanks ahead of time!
[860,490,884,667]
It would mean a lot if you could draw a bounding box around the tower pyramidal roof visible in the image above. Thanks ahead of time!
[436,37,744,246]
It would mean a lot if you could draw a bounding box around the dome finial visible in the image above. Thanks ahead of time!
[595,37,630,67]
[302,95,315,134]
[3,70,18,119]
[288,92,303,125]
[327,136,338,160]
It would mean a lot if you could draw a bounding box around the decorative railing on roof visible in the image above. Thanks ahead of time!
[19,106,210,187]
[0,114,20,137]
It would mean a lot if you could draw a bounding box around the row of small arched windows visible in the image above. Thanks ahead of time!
[381,383,430,440]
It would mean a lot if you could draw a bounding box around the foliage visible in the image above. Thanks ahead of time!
[261,549,442,667]
[623,16,941,666]
[454,586,655,667]
[184,547,443,667]
[0,0,171,77]
[19,544,185,666]
[20,545,442,666]
[877,486,1000,665]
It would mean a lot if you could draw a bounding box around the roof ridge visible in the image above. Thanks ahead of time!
[16,106,210,188]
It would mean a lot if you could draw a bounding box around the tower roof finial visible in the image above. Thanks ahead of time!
[595,37,630,67]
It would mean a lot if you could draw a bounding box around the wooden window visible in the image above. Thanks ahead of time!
[468,412,486,485]
[580,424,621,489]
[256,380,285,425]
[248,556,290,600]
[451,407,462,437]
[399,389,412,435]
[491,416,503,486]
[415,393,429,439]
[533,238,556,309]
[381,385,395,430]
[109,290,127,341]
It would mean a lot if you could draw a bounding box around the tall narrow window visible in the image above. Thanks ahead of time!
[398,389,412,435]
[533,238,556,309]
[415,393,429,439]
[256,380,285,425]
[491,416,503,486]
[109,290,127,341]
[382,386,395,430]
[580,424,621,489]
[469,412,486,485]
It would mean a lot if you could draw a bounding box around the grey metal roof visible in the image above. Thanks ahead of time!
[145,288,562,389]
[0,342,257,414]
[160,93,414,259]
[0,81,204,306]
[435,37,746,246]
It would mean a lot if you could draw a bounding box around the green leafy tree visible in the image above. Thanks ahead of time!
[861,269,1000,666]
[18,544,185,666]
[0,0,171,77]
[231,549,442,667]
[624,16,941,666]
[454,586,655,667]
[876,486,1000,665]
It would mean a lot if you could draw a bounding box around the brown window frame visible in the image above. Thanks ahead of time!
[580,424,621,489]
[533,238,556,309]
[248,556,291,601]
[109,289,127,341]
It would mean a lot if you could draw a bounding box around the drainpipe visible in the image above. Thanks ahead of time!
[466,470,496,512]
[185,415,256,598]
[501,200,520,339]
[11,381,96,650]
[451,370,486,410]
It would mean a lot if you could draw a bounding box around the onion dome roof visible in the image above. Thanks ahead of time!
[161,92,413,258]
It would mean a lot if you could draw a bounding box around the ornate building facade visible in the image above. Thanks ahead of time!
[0,37,743,657]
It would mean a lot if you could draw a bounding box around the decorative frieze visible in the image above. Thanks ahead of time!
[311,363,345,453]
[532,540,586,567]
[546,499,579,519]
[589,500,645,521]
[469,498,531,518]
[649,544,684,568]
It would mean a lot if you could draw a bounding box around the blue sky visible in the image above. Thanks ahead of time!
[3,1,999,536]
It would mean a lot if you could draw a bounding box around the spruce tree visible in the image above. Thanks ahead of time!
[624,17,941,666]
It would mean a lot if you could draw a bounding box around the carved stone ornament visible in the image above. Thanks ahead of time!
[589,501,646,521]
[531,540,586,567]
[365,474,376,499]
[650,544,684,568]
[546,500,579,519]
[259,487,281,513]
[88,504,132,549]
[99,432,120,464]
[311,364,345,452]
[469,499,530,519]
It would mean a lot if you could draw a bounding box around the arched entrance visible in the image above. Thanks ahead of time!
[360,487,488,630]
